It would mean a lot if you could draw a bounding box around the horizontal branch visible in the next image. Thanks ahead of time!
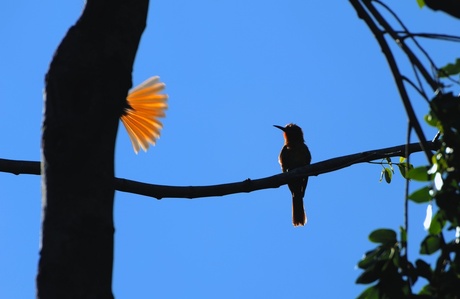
[1,141,438,199]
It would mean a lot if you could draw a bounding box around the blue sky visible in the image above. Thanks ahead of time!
[1,1,460,298]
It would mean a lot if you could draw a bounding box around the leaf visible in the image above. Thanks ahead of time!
[400,226,407,243]
[357,285,380,299]
[420,235,441,255]
[416,0,425,8]
[369,229,397,244]
[356,261,386,284]
[358,247,382,269]
[384,168,392,184]
[419,284,436,295]
[358,246,395,270]
[397,164,405,178]
[397,162,413,179]
[392,247,401,268]
[429,211,446,235]
[407,166,431,182]
[424,112,439,127]
[438,58,460,78]
[408,186,432,203]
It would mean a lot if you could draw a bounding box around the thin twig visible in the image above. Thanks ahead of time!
[398,32,460,43]
[366,0,440,91]
[401,75,429,102]
[350,0,433,162]
[374,0,440,77]
[404,122,412,291]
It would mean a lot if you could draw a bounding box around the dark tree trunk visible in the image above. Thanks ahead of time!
[37,0,149,298]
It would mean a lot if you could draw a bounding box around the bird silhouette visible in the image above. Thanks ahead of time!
[274,124,311,226]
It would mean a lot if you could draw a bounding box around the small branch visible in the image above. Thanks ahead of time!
[398,32,460,43]
[403,122,412,291]
[350,0,434,162]
[0,141,438,199]
[402,75,429,102]
[367,0,440,91]
[0,158,40,175]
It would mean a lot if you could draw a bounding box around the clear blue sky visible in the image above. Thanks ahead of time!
[1,1,459,298]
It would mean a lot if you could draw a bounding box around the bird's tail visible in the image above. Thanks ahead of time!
[121,76,168,153]
[292,193,307,226]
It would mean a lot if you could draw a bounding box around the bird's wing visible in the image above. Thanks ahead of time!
[279,145,289,172]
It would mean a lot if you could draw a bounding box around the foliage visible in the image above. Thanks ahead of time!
[416,0,425,9]
[357,93,460,298]
[438,59,460,78]
[352,1,460,298]
[379,157,413,184]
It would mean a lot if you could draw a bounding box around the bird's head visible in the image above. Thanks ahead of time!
[274,123,305,144]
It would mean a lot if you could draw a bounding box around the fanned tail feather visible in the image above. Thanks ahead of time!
[121,76,168,153]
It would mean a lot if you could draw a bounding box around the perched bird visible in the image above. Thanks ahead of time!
[121,76,168,153]
[274,124,312,226]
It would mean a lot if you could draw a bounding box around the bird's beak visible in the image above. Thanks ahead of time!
[273,125,285,132]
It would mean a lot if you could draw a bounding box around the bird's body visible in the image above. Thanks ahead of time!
[274,124,311,226]
[120,76,168,153]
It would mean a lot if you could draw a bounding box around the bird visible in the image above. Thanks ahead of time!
[120,76,168,153]
[274,124,312,226]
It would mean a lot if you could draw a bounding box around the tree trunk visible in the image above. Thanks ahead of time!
[37,0,149,298]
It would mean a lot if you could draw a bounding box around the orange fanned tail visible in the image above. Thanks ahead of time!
[120,76,168,153]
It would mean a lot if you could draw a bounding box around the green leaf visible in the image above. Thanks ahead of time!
[424,112,439,127]
[407,166,431,182]
[356,261,386,284]
[416,0,425,8]
[429,211,446,235]
[419,284,436,295]
[358,247,382,269]
[397,164,405,178]
[438,58,460,78]
[384,168,392,184]
[358,246,396,270]
[400,226,407,243]
[408,186,432,203]
[357,285,380,299]
[397,162,413,179]
[420,235,441,255]
[369,229,397,244]
[392,247,401,268]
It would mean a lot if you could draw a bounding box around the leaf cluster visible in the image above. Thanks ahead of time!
[379,157,413,184]
[357,92,460,298]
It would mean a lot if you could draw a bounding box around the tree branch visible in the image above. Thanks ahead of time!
[365,0,440,91]
[350,0,434,162]
[1,141,438,199]
[424,0,460,19]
